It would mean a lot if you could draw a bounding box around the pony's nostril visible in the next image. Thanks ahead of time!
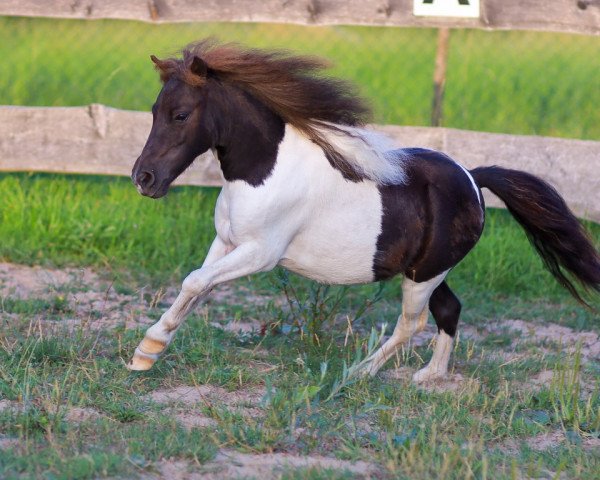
[137,170,155,189]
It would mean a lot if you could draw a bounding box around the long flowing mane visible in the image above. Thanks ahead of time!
[153,39,404,184]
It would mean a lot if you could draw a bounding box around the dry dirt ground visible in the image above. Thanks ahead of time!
[1,262,599,478]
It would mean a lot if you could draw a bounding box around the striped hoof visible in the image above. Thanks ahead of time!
[126,337,166,371]
[139,337,167,355]
[127,350,157,371]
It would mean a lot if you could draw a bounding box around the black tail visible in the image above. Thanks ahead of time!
[470,166,600,306]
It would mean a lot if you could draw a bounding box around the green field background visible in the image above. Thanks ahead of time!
[2,17,600,139]
[0,16,599,304]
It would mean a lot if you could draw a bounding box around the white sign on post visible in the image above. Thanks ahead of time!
[413,0,480,18]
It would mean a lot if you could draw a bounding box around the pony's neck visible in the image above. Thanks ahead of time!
[209,82,285,186]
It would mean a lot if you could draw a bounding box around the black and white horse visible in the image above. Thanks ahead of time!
[129,40,600,382]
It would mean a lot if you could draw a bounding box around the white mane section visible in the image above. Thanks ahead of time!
[317,124,407,185]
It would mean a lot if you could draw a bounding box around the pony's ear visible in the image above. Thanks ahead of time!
[190,56,208,78]
[150,54,172,83]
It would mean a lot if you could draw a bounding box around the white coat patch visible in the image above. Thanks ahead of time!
[221,125,383,284]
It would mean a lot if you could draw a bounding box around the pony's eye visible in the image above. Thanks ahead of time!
[174,112,190,122]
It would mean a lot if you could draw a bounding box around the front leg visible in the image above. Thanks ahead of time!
[127,239,277,370]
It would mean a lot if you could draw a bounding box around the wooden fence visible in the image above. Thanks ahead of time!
[1,104,599,222]
[1,0,599,35]
[1,2,599,220]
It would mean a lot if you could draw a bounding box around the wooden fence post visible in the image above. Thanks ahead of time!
[431,27,450,127]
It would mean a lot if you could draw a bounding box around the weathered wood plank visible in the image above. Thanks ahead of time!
[1,0,598,35]
[1,105,599,221]
[0,104,223,187]
[378,125,600,220]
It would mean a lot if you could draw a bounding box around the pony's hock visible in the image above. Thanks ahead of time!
[129,39,600,380]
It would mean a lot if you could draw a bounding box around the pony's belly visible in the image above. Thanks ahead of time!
[279,253,375,285]
[279,191,382,285]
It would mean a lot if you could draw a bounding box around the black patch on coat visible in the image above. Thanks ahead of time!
[212,83,285,186]
[373,148,484,283]
[429,281,461,337]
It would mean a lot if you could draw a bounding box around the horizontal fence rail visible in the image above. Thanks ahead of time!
[1,105,599,222]
[1,0,599,35]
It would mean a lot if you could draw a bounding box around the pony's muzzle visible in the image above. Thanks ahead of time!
[135,170,156,191]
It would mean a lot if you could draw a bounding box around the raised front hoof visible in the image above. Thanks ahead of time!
[412,367,446,383]
[126,354,156,371]
[126,348,159,371]
[126,337,167,371]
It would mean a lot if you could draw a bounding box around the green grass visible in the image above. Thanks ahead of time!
[1,172,598,311]
[1,17,599,139]
[0,303,598,478]
[0,296,70,316]
[0,175,597,478]
[0,173,217,285]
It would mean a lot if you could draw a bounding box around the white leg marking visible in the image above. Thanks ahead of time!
[362,270,448,376]
[128,238,277,370]
[412,330,454,383]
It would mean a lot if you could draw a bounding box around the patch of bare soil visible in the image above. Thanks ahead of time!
[210,318,264,335]
[0,263,97,298]
[381,366,480,394]
[530,370,555,388]
[381,366,416,382]
[208,283,276,307]
[172,412,218,430]
[416,373,480,394]
[0,399,107,427]
[65,406,105,423]
[146,385,259,406]
[0,434,19,450]
[0,398,106,422]
[0,262,154,330]
[492,320,600,361]
[500,430,600,454]
[147,451,379,480]
[198,449,378,479]
[146,384,266,426]
[0,399,20,412]
[512,367,599,400]
[147,460,191,480]
[0,263,275,333]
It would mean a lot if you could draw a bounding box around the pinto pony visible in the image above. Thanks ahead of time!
[128,40,600,381]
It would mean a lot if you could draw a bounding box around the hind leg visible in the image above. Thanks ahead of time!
[363,270,448,376]
[412,281,460,383]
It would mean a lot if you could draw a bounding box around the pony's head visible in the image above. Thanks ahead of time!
[132,52,215,198]
[132,39,373,197]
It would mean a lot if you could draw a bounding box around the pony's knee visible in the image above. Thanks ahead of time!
[181,272,211,296]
